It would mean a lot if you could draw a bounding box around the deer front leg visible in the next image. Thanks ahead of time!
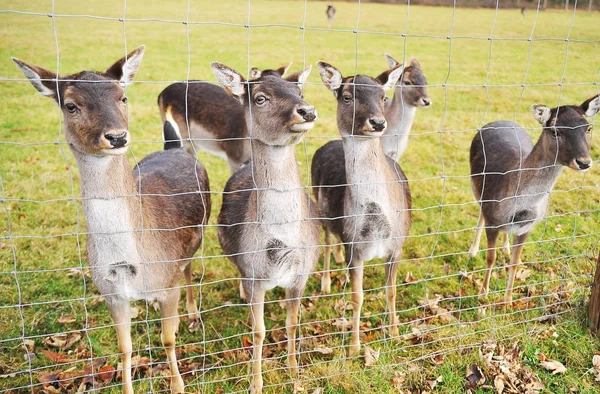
[479,227,499,299]
[348,257,365,357]
[385,258,401,337]
[321,228,333,294]
[159,288,185,394]
[468,216,485,257]
[246,283,266,394]
[501,233,510,258]
[108,300,134,394]
[504,233,529,307]
[285,288,302,371]
[183,263,200,332]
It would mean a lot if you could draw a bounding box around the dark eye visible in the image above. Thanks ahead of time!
[65,103,77,113]
[255,95,267,105]
[587,125,593,134]
[121,97,128,104]
[403,81,412,86]
[343,94,352,103]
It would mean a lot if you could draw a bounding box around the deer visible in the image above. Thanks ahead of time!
[326,5,336,28]
[13,46,211,394]
[158,63,292,173]
[381,54,431,161]
[469,95,599,306]
[312,61,412,356]
[211,62,319,394]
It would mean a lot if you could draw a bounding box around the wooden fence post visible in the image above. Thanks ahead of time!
[589,251,600,335]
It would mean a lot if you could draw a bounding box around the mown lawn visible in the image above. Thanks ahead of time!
[1,0,599,393]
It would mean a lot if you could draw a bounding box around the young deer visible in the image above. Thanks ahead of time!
[157,63,291,172]
[13,47,211,394]
[212,62,319,394]
[469,95,599,305]
[312,62,412,356]
[381,54,431,161]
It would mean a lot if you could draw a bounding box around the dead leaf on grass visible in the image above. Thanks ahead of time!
[363,346,380,368]
[58,314,77,324]
[313,345,333,355]
[465,364,485,389]
[391,370,406,391]
[540,359,567,375]
[43,332,81,351]
[40,349,74,364]
[589,355,600,381]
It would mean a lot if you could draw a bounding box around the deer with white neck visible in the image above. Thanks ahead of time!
[381,54,431,161]
[469,95,599,306]
[13,47,211,394]
[212,62,319,394]
[312,62,412,356]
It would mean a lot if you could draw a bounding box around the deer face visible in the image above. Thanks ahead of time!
[318,61,404,138]
[13,46,145,156]
[532,95,599,172]
[212,62,316,146]
[385,55,431,108]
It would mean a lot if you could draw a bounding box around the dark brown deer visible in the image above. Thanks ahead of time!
[469,95,599,305]
[158,63,291,172]
[382,54,431,161]
[326,5,337,28]
[212,62,319,394]
[312,61,412,356]
[13,46,211,394]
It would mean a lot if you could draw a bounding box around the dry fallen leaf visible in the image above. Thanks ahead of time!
[590,355,600,381]
[391,370,406,391]
[40,349,74,364]
[313,345,333,355]
[540,359,567,375]
[364,346,380,368]
[465,364,485,389]
[58,314,77,324]
[43,332,81,350]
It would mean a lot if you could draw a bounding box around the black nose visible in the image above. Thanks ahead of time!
[422,97,431,107]
[576,158,591,170]
[369,118,386,132]
[297,107,316,122]
[105,131,128,148]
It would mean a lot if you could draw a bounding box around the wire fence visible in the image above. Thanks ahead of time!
[1,0,599,393]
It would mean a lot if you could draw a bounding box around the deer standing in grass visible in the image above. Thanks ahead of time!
[381,54,431,161]
[212,62,319,394]
[13,46,211,394]
[158,63,291,172]
[312,61,412,356]
[326,5,337,28]
[469,95,599,305]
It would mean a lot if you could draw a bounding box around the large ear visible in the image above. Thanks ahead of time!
[249,67,262,80]
[581,94,600,117]
[376,64,405,92]
[384,53,400,69]
[12,58,57,99]
[211,62,247,102]
[285,65,312,87]
[277,62,293,77]
[410,57,421,69]
[317,61,343,98]
[105,45,145,86]
[531,104,551,125]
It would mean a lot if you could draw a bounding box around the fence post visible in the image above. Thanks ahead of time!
[589,251,600,335]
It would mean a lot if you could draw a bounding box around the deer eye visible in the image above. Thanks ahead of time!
[403,80,412,86]
[254,95,268,106]
[65,103,78,113]
[343,93,352,103]
[587,125,593,134]
[121,97,128,104]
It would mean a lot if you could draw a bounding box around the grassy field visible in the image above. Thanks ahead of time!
[1,0,600,392]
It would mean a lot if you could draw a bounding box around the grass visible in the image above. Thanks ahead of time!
[1,0,600,392]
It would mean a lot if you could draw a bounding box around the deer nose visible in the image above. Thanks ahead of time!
[369,118,386,132]
[105,131,128,148]
[575,158,592,170]
[297,107,316,122]
[421,97,431,107]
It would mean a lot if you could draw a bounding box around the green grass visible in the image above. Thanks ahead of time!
[1,0,600,392]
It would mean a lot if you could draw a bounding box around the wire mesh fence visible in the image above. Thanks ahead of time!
[1,0,599,393]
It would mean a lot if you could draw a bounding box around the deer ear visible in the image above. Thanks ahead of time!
[105,45,145,86]
[277,62,293,77]
[317,61,342,98]
[13,58,57,99]
[581,94,600,117]
[384,53,401,69]
[531,104,551,125]
[410,57,421,69]
[249,67,262,80]
[376,64,405,92]
[286,65,312,87]
[212,62,247,102]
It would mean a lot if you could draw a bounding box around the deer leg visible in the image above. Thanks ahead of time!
[385,257,401,337]
[333,242,345,265]
[504,233,529,307]
[285,287,302,371]
[108,300,134,394]
[468,215,485,257]
[479,227,499,299]
[159,288,185,394]
[239,281,247,301]
[183,263,200,331]
[348,255,365,357]
[321,228,333,294]
[245,282,266,394]
[501,233,511,258]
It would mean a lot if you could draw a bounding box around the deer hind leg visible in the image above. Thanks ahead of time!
[285,287,302,371]
[479,227,499,299]
[321,228,333,294]
[385,256,401,337]
[183,263,200,332]
[108,300,134,394]
[504,233,529,307]
[159,288,185,394]
[348,254,365,357]
[333,239,345,265]
[245,282,266,394]
[468,215,485,257]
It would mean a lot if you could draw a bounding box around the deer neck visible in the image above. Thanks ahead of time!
[72,149,141,265]
[387,92,417,138]
[518,134,564,195]
[342,136,388,198]
[251,140,304,223]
